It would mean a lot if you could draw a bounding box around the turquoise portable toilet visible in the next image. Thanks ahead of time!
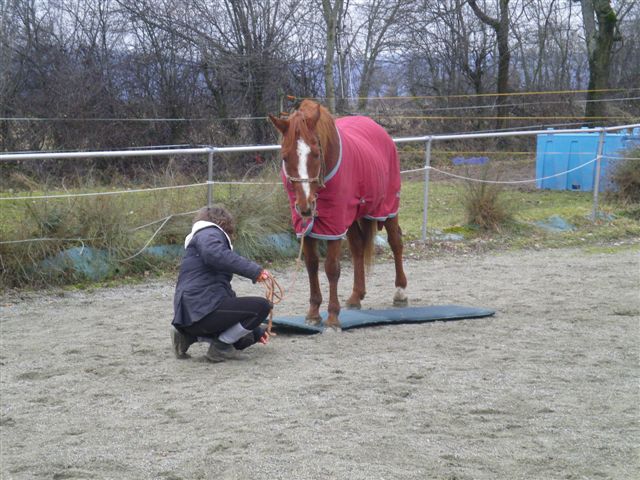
[536,128,640,191]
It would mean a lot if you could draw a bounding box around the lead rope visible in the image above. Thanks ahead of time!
[262,235,306,336]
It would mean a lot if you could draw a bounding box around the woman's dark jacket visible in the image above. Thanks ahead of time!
[172,224,262,328]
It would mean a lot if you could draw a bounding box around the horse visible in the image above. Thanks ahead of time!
[269,99,408,330]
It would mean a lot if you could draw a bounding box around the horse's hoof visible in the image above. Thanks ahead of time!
[393,287,408,307]
[346,303,361,310]
[305,315,322,326]
[323,325,342,333]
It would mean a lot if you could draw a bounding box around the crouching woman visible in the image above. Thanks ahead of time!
[171,205,272,362]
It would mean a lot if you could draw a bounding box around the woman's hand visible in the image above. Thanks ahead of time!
[258,331,270,344]
[257,269,273,282]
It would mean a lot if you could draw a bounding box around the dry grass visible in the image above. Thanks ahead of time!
[606,148,640,205]
[461,166,514,231]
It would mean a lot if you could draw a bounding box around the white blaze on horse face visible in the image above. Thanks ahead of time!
[296,139,311,199]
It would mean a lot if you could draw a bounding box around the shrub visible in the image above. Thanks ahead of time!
[229,187,294,260]
[461,167,513,231]
[606,148,640,205]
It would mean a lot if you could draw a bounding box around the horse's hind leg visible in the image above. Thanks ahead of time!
[384,215,408,306]
[346,222,366,309]
[303,237,323,325]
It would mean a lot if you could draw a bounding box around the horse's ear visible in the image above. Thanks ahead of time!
[305,104,322,131]
[268,114,289,135]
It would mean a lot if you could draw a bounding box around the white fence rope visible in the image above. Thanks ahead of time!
[0,209,200,246]
[120,217,173,262]
[426,157,598,184]
[129,209,199,232]
[1,237,95,245]
[0,179,292,201]
[209,180,280,185]
[0,182,208,201]
[2,156,627,201]
[0,156,605,249]
[119,209,203,261]
[603,154,640,160]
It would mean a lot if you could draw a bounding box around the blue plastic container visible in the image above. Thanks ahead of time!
[536,127,640,191]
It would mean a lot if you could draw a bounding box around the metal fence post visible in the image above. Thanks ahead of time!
[422,137,433,242]
[591,129,606,221]
[207,149,214,207]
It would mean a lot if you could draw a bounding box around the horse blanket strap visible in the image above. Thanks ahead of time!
[283,116,401,240]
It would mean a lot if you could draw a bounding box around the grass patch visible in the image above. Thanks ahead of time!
[2,176,639,289]
[582,243,640,255]
[0,178,292,289]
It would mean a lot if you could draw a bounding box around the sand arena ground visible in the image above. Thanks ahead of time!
[1,246,638,479]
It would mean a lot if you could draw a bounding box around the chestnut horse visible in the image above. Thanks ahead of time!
[269,99,408,330]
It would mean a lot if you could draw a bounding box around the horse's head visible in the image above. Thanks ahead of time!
[269,102,325,219]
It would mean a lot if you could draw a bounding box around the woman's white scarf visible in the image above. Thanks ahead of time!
[184,221,233,250]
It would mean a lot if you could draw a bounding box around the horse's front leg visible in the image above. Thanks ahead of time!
[324,239,342,330]
[303,236,323,325]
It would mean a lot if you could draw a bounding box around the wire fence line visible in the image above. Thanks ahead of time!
[3,113,638,123]
[0,182,210,201]
[0,152,611,246]
[2,93,638,123]
[1,123,638,162]
[286,87,640,101]
[0,156,604,248]
[0,209,200,247]
[2,123,639,243]
[0,180,284,201]
[0,157,615,201]
[0,236,96,245]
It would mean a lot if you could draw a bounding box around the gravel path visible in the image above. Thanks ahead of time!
[1,246,638,479]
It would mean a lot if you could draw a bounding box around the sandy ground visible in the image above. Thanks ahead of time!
[1,246,639,480]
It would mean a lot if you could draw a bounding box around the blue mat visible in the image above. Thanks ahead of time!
[269,305,495,334]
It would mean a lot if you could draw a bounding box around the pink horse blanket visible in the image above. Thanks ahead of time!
[283,116,401,239]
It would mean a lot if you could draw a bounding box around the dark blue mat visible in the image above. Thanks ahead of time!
[269,305,495,334]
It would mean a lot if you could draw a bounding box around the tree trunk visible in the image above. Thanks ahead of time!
[468,0,511,131]
[0,0,18,150]
[495,0,510,131]
[322,0,343,113]
[580,0,618,125]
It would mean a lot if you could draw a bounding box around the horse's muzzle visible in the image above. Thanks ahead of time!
[295,197,317,219]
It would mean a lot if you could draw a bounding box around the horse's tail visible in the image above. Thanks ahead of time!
[362,218,377,273]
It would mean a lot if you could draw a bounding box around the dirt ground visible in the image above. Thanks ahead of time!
[1,246,638,480]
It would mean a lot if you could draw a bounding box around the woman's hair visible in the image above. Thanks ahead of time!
[194,205,236,237]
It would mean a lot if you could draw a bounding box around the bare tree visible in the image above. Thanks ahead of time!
[467,0,511,130]
[447,0,491,95]
[578,0,620,123]
[119,0,302,144]
[351,0,412,111]
[609,1,640,93]
[0,0,20,149]
[2,0,640,157]
[320,0,345,113]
